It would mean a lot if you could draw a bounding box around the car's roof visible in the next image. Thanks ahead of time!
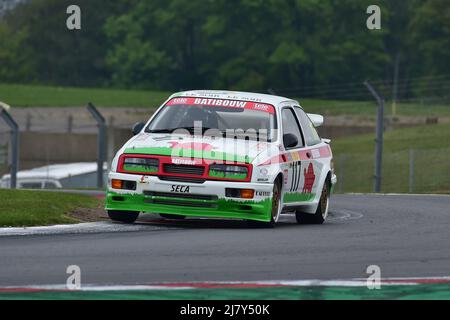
[171,90,298,107]
[1,162,106,181]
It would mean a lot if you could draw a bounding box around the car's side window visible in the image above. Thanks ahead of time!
[281,108,304,149]
[294,107,321,146]
[44,181,58,189]
[20,182,42,189]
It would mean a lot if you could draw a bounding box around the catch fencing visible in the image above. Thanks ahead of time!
[335,148,450,194]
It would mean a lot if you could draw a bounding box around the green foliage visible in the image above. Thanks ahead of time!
[1,0,127,86]
[408,0,450,96]
[0,22,33,81]
[0,0,448,96]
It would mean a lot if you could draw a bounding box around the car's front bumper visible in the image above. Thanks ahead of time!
[105,172,274,222]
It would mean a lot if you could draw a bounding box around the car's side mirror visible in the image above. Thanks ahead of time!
[132,122,145,135]
[283,133,298,149]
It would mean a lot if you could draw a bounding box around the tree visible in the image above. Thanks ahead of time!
[2,0,128,86]
[0,22,34,82]
[408,0,450,96]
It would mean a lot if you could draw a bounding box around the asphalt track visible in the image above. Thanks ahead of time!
[0,194,449,288]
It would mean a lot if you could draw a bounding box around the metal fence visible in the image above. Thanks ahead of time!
[0,105,137,187]
[335,148,450,194]
[6,107,153,134]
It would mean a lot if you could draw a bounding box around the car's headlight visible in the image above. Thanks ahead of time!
[209,164,248,180]
[122,157,159,173]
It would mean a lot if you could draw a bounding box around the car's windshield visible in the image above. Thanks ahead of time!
[146,98,277,142]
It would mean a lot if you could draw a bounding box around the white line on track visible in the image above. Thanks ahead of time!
[2,277,450,292]
[327,209,364,222]
[0,221,169,237]
[0,208,364,237]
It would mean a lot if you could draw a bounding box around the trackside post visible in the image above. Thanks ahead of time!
[87,102,106,188]
[364,81,385,193]
[0,106,19,189]
[409,149,414,193]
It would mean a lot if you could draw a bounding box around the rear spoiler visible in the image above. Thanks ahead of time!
[0,102,11,111]
[307,113,324,127]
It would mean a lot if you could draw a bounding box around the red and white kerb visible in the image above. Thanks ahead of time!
[166,97,275,114]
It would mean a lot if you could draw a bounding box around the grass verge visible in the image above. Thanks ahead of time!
[301,98,450,117]
[332,123,450,193]
[1,84,449,117]
[0,189,100,227]
[0,84,169,108]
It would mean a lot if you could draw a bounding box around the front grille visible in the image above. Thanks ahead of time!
[144,191,218,201]
[144,198,218,208]
[158,176,206,184]
[163,164,205,176]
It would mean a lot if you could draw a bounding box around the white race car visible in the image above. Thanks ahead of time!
[106,91,337,227]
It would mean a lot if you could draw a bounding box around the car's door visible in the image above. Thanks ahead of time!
[293,106,328,199]
[280,106,312,206]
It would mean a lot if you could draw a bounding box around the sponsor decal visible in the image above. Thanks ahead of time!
[286,153,293,162]
[166,97,275,114]
[253,103,270,112]
[171,158,198,165]
[193,98,247,108]
[171,185,190,193]
[256,191,271,197]
[311,149,321,159]
[290,161,302,192]
[302,163,316,194]
[139,176,150,184]
[283,169,289,185]
[171,98,189,104]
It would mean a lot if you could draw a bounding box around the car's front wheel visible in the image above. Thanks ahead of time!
[107,210,139,224]
[295,180,329,225]
[247,180,282,228]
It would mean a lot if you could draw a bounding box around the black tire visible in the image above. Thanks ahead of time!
[107,210,139,224]
[247,180,282,228]
[295,180,330,225]
[160,214,186,220]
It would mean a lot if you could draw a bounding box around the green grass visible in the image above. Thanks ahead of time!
[300,98,450,117]
[332,123,450,193]
[0,190,100,227]
[1,84,449,117]
[0,84,169,108]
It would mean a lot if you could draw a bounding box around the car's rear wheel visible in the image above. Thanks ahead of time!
[295,180,329,225]
[107,210,139,224]
[160,214,186,220]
